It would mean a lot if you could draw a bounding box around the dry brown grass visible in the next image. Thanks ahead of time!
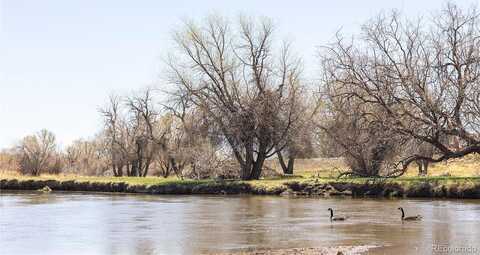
[402,154,480,177]
[1,154,479,182]
[264,157,346,178]
[266,154,480,178]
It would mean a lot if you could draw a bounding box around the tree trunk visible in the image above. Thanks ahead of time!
[169,156,184,180]
[137,155,143,176]
[249,153,266,180]
[416,161,422,176]
[417,160,428,176]
[277,151,295,175]
[240,162,252,180]
[126,164,132,176]
[142,163,149,177]
[241,141,254,180]
[117,165,123,177]
[131,160,139,177]
[277,151,288,173]
[112,162,118,177]
[286,157,295,175]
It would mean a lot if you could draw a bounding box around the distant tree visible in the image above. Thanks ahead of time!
[151,113,188,179]
[65,138,109,176]
[125,88,163,177]
[17,129,60,176]
[99,94,129,177]
[0,149,20,172]
[100,88,170,177]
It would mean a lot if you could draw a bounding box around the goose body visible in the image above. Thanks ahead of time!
[398,207,422,221]
[328,208,346,221]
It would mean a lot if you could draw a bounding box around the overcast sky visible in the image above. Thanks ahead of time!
[0,0,476,148]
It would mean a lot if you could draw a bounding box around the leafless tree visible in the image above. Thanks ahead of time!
[99,94,129,176]
[320,3,480,176]
[276,94,318,175]
[125,88,163,177]
[0,149,19,172]
[167,15,304,180]
[151,113,188,179]
[16,129,59,176]
[99,88,166,177]
[318,87,404,177]
[65,138,109,176]
[159,93,228,179]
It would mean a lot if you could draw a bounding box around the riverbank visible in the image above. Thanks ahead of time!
[213,245,374,255]
[1,175,480,198]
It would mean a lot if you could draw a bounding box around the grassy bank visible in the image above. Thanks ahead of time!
[1,173,480,198]
[1,156,480,198]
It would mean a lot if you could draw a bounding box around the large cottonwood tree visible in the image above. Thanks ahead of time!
[168,15,303,180]
[321,4,480,175]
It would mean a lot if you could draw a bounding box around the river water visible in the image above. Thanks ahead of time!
[1,191,479,255]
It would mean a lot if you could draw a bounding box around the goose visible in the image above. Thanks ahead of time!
[328,208,346,221]
[398,207,422,221]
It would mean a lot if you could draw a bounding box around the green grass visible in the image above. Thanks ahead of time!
[0,172,207,186]
[1,171,480,188]
[2,172,480,198]
[1,155,480,193]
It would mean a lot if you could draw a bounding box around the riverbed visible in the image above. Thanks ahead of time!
[1,191,479,254]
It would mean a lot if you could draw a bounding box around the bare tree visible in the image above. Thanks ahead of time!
[0,149,19,172]
[318,87,404,177]
[158,94,228,179]
[151,113,188,179]
[99,89,165,177]
[125,88,162,177]
[168,15,303,180]
[99,94,128,177]
[65,138,109,176]
[276,94,318,175]
[320,3,480,176]
[17,129,59,176]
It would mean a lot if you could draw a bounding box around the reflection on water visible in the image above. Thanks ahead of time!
[1,191,479,255]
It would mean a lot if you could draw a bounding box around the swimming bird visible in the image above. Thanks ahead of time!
[328,208,346,221]
[398,207,422,221]
[37,186,52,193]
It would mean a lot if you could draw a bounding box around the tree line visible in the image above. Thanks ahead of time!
[1,3,479,180]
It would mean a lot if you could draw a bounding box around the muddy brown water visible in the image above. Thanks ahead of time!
[1,191,479,255]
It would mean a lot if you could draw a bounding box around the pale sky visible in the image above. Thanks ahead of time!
[0,0,476,148]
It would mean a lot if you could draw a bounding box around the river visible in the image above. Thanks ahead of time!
[1,191,479,254]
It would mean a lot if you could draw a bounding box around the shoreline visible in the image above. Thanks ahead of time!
[2,177,480,199]
[210,245,376,255]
